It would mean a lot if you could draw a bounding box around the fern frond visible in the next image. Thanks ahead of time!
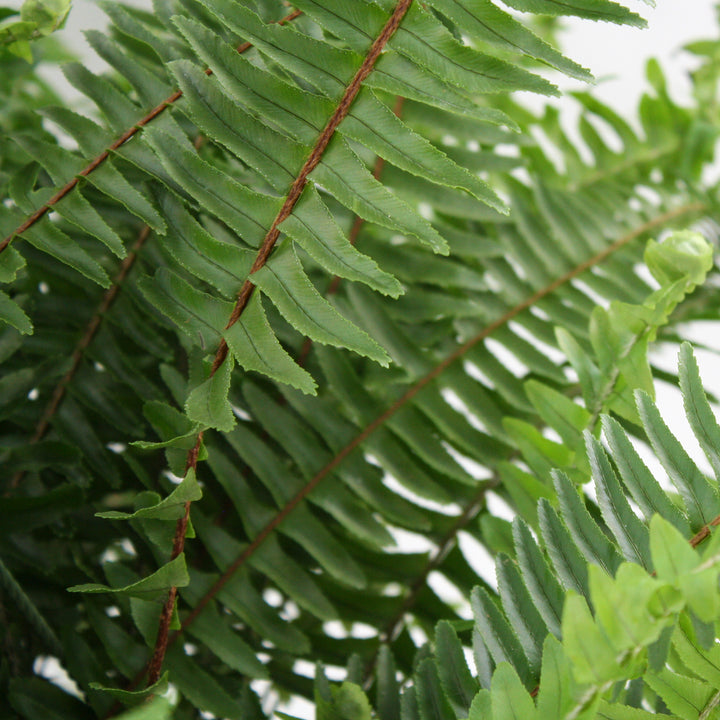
[5,1,720,717]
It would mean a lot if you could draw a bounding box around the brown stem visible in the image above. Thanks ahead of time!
[210,3,412,374]
[0,9,303,256]
[168,201,705,645]
[690,515,720,547]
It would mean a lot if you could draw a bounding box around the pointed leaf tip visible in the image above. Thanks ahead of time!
[67,554,189,602]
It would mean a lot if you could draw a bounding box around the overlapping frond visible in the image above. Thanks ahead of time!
[325,340,720,720]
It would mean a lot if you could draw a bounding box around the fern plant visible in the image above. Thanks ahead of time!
[2,0,720,718]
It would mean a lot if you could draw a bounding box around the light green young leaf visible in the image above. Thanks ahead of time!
[112,696,174,720]
[536,635,576,720]
[467,689,492,720]
[650,516,719,623]
[490,662,535,720]
[556,327,603,411]
[562,590,620,685]
[595,700,680,719]
[645,669,719,720]
[589,301,654,422]
[524,379,591,447]
[480,516,514,557]
[504,418,574,480]
[20,0,70,33]
[0,20,35,61]
[650,515,699,582]
[658,536,719,627]
[587,232,712,424]
[501,463,555,530]
[0,0,70,60]
[588,562,667,654]
[645,230,713,288]
[673,616,720,688]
